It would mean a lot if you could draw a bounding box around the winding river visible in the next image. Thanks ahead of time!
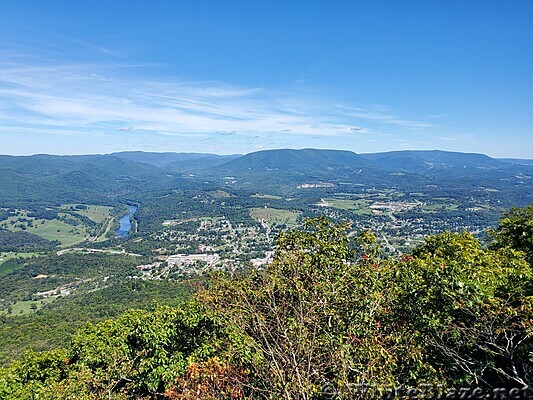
[116,205,138,238]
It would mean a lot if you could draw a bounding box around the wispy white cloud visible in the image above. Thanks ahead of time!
[0,64,377,138]
[0,50,439,154]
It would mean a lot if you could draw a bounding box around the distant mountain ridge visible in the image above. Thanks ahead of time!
[199,148,533,195]
[199,148,389,192]
[358,150,509,174]
[0,149,531,204]
[208,148,531,177]
[0,154,177,204]
[112,151,240,172]
[213,148,371,173]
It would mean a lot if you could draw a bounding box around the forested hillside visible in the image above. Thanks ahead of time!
[2,149,532,204]
[0,154,177,205]
[0,205,531,399]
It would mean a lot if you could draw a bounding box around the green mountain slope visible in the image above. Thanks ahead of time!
[0,155,177,204]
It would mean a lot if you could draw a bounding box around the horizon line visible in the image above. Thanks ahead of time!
[0,147,531,160]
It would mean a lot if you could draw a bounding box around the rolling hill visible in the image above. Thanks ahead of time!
[197,148,531,195]
[112,151,240,172]
[359,150,511,175]
[0,154,177,205]
[199,148,392,192]
[1,149,531,204]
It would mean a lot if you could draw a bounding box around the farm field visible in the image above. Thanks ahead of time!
[28,219,87,246]
[94,217,114,242]
[249,207,301,227]
[208,190,232,198]
[0,204,117,246]
[0,211,87,246]
[318,198,373,214]
[61,204,113,224]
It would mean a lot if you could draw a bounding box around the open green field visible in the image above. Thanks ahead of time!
[320,198,373,214]
[0,252,41,276]
[0,297,55,316]
[69,205,116,242]
[0,204,116,246]
[63,204,113,224]
[30,219,87,246]
[0,261,21,277]
[0,210,88,246]
[0,251,40,263]
[250,207,301,227]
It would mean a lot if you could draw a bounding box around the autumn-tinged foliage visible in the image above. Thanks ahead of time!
[165,357,246,400]
[0,205,531,399]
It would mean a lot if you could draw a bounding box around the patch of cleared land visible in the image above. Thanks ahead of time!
[61,204,115,242]
[0,252,41,276]
[251,194,284,200]
[30,219,87,246]
[319,198,373,214]
[0,297,55,316]
[64,204,113,224]
[94,217,114,242]
[250,207,301,227]
[208,190,232,198]
[0,211,88,246]
[0,205,115,246]
[62,204,115,242]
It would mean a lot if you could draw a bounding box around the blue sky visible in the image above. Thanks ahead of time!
[0,1,532,157]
